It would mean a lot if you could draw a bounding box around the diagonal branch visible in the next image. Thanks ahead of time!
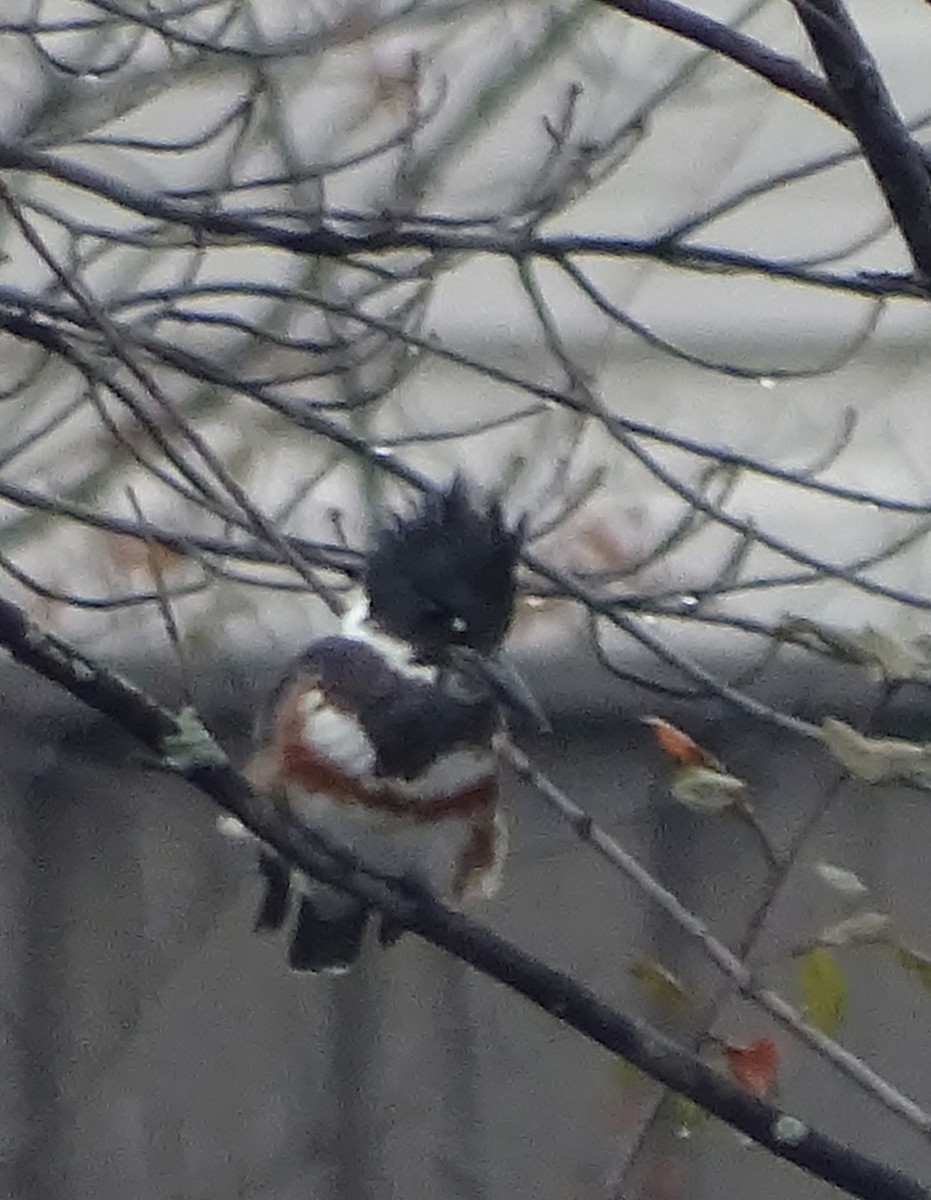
[500,738,931,1136]
[0,592,927,1200]
[790,0,931,279]
[593,0,843,121]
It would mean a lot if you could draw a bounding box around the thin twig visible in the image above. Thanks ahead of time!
[498,737,931,1136]
[126,487,194,706]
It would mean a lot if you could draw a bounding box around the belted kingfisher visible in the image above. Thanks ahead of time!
[242,477,536,973]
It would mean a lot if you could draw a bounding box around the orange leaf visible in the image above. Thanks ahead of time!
[642,716,722,770]
[725,1037,778,1098]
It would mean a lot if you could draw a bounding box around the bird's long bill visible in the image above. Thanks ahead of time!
[466,651,551,735]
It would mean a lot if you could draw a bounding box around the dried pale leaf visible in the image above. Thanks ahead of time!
[670,764,745,812]
[812,861,869,897]
[848,626,929,684]
[162,707,228,772]
[820,719,931,789]
[798,946,846,1035]
[817,911,891,948]
[896,944,931,995]
[629,960,691,1012]
[643,716,721,769]
[777,616,874,665]
[724,1037,778,1098]
[780,617,930,682]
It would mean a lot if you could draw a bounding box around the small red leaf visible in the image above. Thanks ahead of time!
[725,1037,778,1098]
[642,717,722,769]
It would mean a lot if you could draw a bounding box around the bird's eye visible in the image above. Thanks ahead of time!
[420,599,469,641]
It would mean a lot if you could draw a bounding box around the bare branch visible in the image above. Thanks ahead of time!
[0,137,927,302]
[790,0,931,279]
[593,0,844,122]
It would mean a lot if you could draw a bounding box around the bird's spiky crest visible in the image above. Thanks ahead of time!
[365,476,522,657]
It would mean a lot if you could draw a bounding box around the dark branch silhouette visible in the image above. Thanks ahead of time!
[791,0,931,279]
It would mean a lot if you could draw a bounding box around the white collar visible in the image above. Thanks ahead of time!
[341,597,436,681]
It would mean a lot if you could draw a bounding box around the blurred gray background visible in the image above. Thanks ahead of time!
[3,652,931,1200]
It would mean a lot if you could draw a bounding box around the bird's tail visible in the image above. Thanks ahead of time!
[253,851,369,974]
[288,889,369,974]
[254,851,292,932]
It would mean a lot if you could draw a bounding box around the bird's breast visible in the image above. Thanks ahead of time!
[280,687,497,820]
[283,782,501,901]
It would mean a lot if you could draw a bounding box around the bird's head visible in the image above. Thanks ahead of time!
[365,477,549,733]
[365,476,522,660]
